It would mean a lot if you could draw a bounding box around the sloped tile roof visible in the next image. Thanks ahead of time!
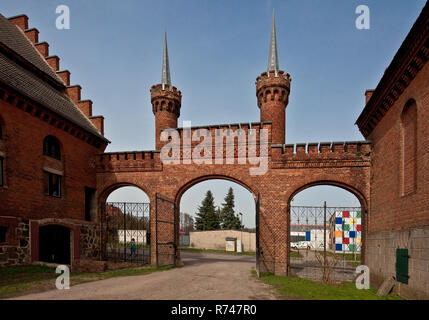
[0,13,108,142]
[0,13,62,83]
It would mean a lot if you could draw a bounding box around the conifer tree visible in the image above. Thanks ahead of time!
[194,190,220,230]
[220,187,244,230]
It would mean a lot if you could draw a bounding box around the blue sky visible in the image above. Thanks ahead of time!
[1,1,426,227]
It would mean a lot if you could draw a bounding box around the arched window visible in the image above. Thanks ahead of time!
[43,136,61,160]
[401,99,417,195]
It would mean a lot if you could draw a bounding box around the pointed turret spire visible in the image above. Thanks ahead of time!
[161,31,171,90]
[267,9,279,76]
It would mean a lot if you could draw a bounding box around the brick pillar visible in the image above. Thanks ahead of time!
[258,193,288,275]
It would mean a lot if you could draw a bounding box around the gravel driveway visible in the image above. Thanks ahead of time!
[10,251,279,300]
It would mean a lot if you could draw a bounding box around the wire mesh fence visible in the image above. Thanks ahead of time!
[289,203,362,283]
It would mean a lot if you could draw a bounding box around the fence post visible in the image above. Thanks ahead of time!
[323,201,327,275]
[123,202,127,262]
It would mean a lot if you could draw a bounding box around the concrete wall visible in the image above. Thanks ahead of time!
[189,230,256,252]
[365,226,429,299]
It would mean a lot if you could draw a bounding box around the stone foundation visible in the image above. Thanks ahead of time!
[0,218,30,266]
[79,223,101,260]
[0,217,102,268]
[365,226,429,299]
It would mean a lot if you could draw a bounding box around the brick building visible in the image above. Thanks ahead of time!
[0,14,109,266]
[0,3,427,299]
[356,3,429,299]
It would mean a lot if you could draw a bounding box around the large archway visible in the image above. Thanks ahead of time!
[175,176,258,270]
[287,181,367,282]
[100,184,151,265]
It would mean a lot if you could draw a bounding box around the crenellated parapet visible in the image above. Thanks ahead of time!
[270,141,371,169]
[96,151,162,173]
[256,70,291,107]
[150,84,182,117]
[7,14,105,136]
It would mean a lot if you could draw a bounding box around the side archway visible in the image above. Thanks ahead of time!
[98,183,151,265]
[286,180,369,279]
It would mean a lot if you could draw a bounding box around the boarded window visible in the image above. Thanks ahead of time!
[401,100,417,195]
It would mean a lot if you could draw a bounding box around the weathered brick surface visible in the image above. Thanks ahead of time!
[367,62,429,233]
[364,52,429,299]
[0,96,105,221]
[96,140,371,275]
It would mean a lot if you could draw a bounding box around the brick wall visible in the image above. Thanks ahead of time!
[365,54,429,297]
[97,141,370,275]
[0,89,106,265]
[367,62,429,233]
[0,97,105,221]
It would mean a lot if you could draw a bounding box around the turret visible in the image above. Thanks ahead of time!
[151,32,182,150]
[256,10,291,145]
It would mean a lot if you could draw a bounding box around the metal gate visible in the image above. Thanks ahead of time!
[255,194,260,277]
[155,193,177,267]
[289,202,362,282]
[104,202,150,265]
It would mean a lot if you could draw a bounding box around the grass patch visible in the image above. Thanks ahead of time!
[289,250,303,258]
[0,264,177,299]
[180,247,256,256]
[253,271,402,300]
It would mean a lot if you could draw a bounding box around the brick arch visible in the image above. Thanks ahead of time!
[173,174,258,266]
[98,182,151,206]
[285,179,369,267]
[174,174,258,204]
[287,180,368,211]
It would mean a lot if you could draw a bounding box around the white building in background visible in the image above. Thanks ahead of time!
[290,225,329,250]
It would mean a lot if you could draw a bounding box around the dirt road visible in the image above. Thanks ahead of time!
[11,251,279,300]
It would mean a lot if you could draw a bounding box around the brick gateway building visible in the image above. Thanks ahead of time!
[1,4,428,298]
